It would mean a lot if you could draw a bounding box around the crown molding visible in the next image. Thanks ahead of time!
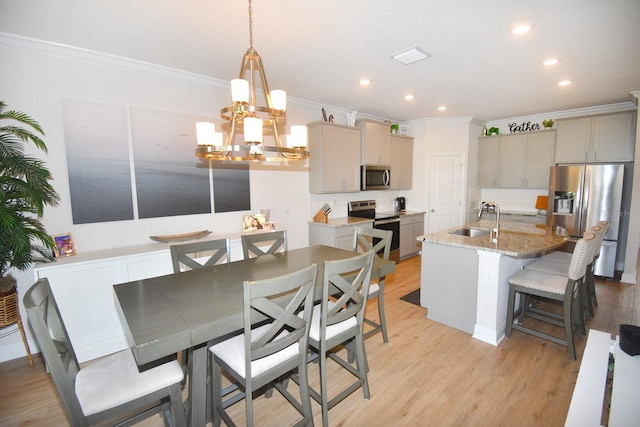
[0,31,228,90]
[486,100,637,130]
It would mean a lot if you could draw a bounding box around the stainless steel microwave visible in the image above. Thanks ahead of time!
[361,164,391,190]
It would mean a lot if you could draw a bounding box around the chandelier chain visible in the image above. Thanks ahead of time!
[248,0,253,48]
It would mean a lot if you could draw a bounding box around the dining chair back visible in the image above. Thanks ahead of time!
[353,225,392,343]
[241,230,287,260]
[170,237,230,272]
[209,264,317,426]
[23,278,186,426]
[506,231,596,359]
[307,250,374,427]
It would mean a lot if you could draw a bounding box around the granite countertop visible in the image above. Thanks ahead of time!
[419,220,568,258]
[308,216,373,228]
[309,210,425,228]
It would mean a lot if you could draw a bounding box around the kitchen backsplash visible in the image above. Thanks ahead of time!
[472,188,547,213]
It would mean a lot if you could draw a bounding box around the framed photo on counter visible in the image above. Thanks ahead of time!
[52,233,76,258]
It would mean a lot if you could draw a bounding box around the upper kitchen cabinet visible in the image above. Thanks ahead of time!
[478,130,555,188]
[357,119,391,165]
[499,131,555,188]
[478,136,499,187]
[389,134,413,190]
[308,121,361,194]
[555,112,635,163]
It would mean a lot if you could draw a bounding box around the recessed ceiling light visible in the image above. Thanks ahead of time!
[511,23,534,35]
[543,58,560,66]
[558,80,572,86]
[359,79,371,86]
[437,106,447,111]
[392,47,431,65]
[404,94,415,101]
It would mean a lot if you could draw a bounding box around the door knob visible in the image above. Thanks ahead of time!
[430,209,435,212]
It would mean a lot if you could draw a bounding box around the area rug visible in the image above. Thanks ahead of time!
[400,288,420,306]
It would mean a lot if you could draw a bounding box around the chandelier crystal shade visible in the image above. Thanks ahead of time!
[195,0,308,161]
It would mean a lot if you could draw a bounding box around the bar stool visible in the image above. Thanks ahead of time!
[0,282,33,367]
[506,231,596,360]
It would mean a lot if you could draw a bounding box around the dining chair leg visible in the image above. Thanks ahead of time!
[355,334,370,399]
[505,285,516,337]
[297,361,313,426]
[211,358,224,427]
[319,344,330,427]
[377,280,389,343]
[563,292,577,360]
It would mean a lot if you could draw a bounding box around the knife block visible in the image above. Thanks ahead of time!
[313,208,328,223]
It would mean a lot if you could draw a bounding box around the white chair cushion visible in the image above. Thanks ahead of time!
[508,269,569,295]
[368,282,380,296]
[308,303,357,341]
[75,349,183,416]
[525,258,568,275]
[209,324,299,379]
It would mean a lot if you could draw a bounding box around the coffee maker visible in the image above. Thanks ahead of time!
[395,197,406,213]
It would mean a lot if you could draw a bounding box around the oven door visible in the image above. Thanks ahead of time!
[373,218,400,263]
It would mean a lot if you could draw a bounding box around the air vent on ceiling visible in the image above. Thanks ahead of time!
[391,47,431,65]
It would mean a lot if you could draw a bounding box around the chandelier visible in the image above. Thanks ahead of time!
[195,0,308,161]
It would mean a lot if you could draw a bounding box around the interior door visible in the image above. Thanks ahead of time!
[428,155,465,233]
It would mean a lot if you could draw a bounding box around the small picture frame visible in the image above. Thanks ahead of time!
[52,233,76,258]
[242,214,267,232]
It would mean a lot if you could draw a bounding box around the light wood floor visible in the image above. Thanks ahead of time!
[1,255,637,426]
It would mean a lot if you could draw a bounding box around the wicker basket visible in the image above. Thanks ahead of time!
[0,286,33,366]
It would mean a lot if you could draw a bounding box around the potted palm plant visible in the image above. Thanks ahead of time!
[0,101,60,293]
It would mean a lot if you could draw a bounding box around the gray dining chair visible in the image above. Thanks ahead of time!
[170,237,231,272]
[506,231,596,360]
[306,250,374,427]
[209,264,317,427]
[23,278,186,426]
[353,225,392,343]
[170,237,231,388]
[241,230,287,260]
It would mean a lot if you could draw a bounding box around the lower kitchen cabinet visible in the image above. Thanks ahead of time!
[308,219,373,251]
[400,213,425,259]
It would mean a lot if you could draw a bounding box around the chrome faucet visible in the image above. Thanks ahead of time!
[477,201,500,242]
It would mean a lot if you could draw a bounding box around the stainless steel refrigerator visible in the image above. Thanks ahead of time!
[547,164,624,278]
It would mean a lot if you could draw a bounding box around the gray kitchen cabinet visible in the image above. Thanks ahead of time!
[478,131,555,189]
[498,131,555,188]
[308,220,373,251]
[389,134,413,190]
[308,121,361,193]
[357,119,391,165]
[478,137,499,187]
[400,213,424,259]
[555,112,635,163]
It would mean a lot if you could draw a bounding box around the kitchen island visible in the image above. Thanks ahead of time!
[418,220,568,346]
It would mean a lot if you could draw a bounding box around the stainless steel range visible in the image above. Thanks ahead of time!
[348,200,400,263]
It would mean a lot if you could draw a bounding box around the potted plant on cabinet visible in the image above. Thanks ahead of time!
[0,101,60,294]
[542,119,555,129]
[390,123,399,134]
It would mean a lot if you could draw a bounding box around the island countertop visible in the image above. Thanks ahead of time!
[418,220,569,258]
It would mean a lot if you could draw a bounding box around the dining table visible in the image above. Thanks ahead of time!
[113,244,396,427]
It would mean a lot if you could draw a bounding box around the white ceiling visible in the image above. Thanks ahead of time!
[2,0,639,122]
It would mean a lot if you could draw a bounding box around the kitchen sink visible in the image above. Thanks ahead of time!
[449,227,490,237]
